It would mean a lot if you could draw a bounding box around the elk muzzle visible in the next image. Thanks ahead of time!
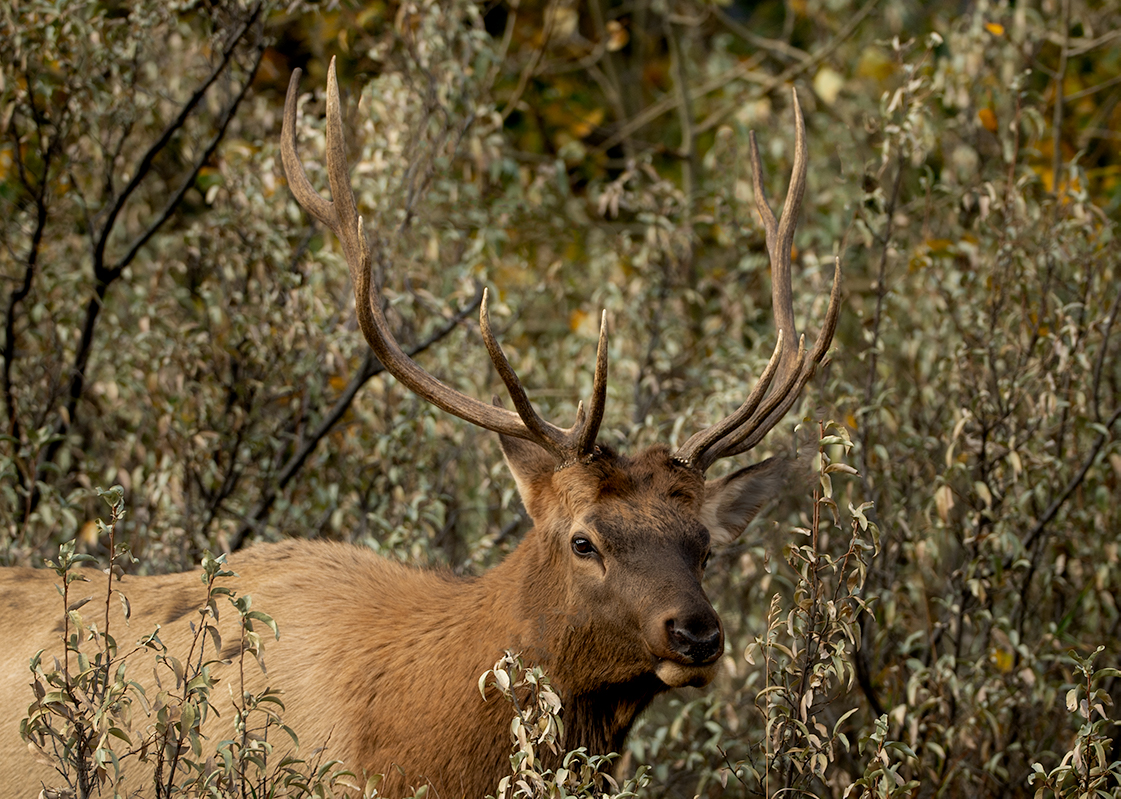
[650,605,724,688]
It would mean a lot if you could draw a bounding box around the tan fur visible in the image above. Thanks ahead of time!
[0,444,787,797]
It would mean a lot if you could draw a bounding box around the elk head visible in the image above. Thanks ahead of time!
[281,60,840,704]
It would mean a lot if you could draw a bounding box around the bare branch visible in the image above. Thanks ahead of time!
[33,13,267,500]
[92,3,264,280]
[229,286,485,551]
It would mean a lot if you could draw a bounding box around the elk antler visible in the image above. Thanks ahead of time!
[281,59,608,466]
[674,91,842,473]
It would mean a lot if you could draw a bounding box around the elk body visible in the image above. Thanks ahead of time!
[0,61,840,798]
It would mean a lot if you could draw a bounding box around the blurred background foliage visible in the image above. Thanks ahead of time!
[2,0,1120,796]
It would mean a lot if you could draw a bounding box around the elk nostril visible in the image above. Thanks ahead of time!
[665,616,723,662]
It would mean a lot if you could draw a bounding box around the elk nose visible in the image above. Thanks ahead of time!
[664,614,723,663]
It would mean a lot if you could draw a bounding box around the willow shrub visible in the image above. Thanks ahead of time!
[4,0,1120,797]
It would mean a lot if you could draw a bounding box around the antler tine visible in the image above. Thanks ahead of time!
[479,289,568,459]
[704,256,842,465]
[576,311,609,455]
[714,256,841,458]
[281,68,335,231]
[322,62,371,288]
[673,330,785,469]
[282,60,608,465]
[479,294,608,463]
[750,88,806,389]
[674,89,841,473]
[695,336,808,471]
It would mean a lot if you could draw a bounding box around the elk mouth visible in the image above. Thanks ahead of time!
[653,656,719,688]
[647,605,724,688]
[649,638,722,688]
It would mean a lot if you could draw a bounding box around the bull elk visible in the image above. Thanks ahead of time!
[0,59,840,797]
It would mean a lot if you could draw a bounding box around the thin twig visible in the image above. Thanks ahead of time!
[1004,82,1024,218]
[697,0,881,137]
[500,0,560,122]
[1019,406,1121,556]
[230,286,484,551]
[1065,72,1121,102]
[1049,0,1070,206]
[1091,285,1120,423]
[594,0,881,155]
[120,46,267,279]
[631,270,670,429]
[92,4,263,274]
[1041,26,1121,57]
[713,6,809,63]
[483,0,520,93]
[584,0,631,160]
[592,54,768,155]
[37,28,266,489]
[666,18,697,206]
[2,124,54,446]
[858,160,904,485]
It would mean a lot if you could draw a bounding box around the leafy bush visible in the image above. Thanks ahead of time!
[482,653,651,799]
[4,0,1120,797]
[22,489,374,798]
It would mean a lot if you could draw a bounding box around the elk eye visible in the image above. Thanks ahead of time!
[571,536,598,557]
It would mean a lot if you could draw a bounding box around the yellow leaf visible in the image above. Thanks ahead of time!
[606,20,628,52]
[978,107,998,133]
[545,6,578,41]
[935,485,954,522]
[0,144,12,181]
[813,67,844,107]
[990,647,1013,673]
[856,47,894,82]
[984,22,1004,36]
[570,107,605,139]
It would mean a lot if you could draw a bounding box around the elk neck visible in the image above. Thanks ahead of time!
[480,519,664,756]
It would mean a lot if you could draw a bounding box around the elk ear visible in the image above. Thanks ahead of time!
[701,457,789,545]
[500,433,557,520]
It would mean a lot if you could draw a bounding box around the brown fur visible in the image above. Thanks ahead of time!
[0,443,787,797]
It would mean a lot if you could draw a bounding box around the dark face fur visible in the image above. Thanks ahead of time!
[501,437,787,692]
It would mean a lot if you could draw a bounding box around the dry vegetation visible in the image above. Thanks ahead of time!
[2,0,1119,796]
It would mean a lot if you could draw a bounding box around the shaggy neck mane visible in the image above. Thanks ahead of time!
[557,677,663,758]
